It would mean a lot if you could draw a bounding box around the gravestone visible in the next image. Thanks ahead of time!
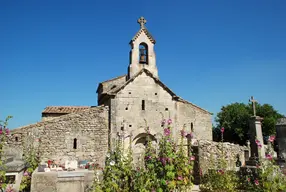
[276,118,286,159]
[246,96,265,165]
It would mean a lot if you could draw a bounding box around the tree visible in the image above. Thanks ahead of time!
[214,102,284,145]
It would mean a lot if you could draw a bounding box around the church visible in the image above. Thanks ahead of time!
[8,17,212,164]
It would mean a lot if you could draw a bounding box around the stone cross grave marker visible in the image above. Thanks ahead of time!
[248,96,265,163]
[249,96,257,117]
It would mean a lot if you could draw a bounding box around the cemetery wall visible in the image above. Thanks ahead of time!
[196,140,248,174]
[8,106,109,166]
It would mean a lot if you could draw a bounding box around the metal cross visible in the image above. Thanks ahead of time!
[249,96,258,116]
[137,16,147,28]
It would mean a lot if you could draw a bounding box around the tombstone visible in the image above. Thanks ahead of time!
[276,118,286,159]
[246,96,265,165]
[4,157,25,191]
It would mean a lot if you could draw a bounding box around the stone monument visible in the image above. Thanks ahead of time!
[247,96,265,165]
[276,118,286,159]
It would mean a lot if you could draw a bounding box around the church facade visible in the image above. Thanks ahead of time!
[8,17,212,164]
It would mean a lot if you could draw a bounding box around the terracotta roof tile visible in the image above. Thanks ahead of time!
[42,106,90,114]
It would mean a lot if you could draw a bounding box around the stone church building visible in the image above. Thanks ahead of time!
[8,17,212,165]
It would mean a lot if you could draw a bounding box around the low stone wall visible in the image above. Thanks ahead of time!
[192,140,248,183]
[8,106,109,166]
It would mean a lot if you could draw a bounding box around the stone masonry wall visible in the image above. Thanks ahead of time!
[8,106,109,166]
[195,140,248,174]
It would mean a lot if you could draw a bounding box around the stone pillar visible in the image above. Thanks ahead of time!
[249,116,265,160]
[276,118,286,159]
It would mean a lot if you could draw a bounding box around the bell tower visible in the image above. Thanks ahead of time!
[128,17,158,79]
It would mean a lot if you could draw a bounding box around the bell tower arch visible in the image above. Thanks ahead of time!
[128,17,158,79]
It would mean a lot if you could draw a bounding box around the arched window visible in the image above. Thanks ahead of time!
[139,43,148,64]
[73,138,77,149]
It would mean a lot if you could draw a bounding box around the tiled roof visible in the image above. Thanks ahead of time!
[42,106,90,114]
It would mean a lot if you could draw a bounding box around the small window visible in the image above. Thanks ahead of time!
[129,125,132,127]
[129,92,131,94]
[142,100,145,110]
[15,137,18,142]
[73,138,77,149]
[191,123,194,132]
[165,108,168,111]
[121,126,124,131]
[155,93,157,95]
[125,107,128,110]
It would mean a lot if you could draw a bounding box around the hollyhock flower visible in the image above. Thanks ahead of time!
[190,156,195,161]
[254,179,259,185]
[266,154,273,160]
[177,176,183,180]
[23,171,29,176]
[217,169,224,174]
[5,128,10,135]
[167,119,172,124]
[258,143,262,148]
[268,135,275,143]
[247,177,251,182]
[0,129,2,134]
[221,127,225,133]
[164,128,171,136]
[255,139,260,144]
[186,133,193,139]
[180,130,186,137]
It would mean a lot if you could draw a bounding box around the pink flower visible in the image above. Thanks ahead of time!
[167,119,172,124]
[190,156,195,161]
[217,169,224,174]
[247,178,250,182]
[180,130,186,137]
[254,179,259,185]
[164,128,171,136]
[255,139,260,144]
[266,154,273,160]
[221,127,225,133]
[161,119,166,125]
[177,176,183,180]
[268,135,275,143]
[186,133,193,139]
[5,128,10,135]
[23,171,29,176]
[0,129,2,134]
[258,144,262,148]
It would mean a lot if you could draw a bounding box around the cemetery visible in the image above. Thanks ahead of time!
[1,15,285,192]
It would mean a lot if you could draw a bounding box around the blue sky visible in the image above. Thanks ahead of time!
[1,0,285,129]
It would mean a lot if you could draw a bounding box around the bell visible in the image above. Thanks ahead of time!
[139,48,146,63]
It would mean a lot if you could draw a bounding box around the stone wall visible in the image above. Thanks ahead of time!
[109,71,212,160]
[177,101,212,140]
[8,106,109,166]
[195,140,248,174]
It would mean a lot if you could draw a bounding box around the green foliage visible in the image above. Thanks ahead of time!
[19,133,41,192]
[0,116,13,191]
[239,137,286,192]
[92,120,194,192]
[200,129,239,192]
[214,102,284,145]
